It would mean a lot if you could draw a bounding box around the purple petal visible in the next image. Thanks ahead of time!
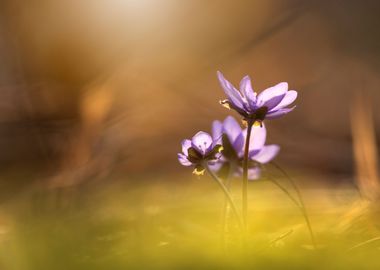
[242,124,267,155]
[178,153,192,166]
[266,106,296,119]
[182,139,192,155]
[270,90,297,111]
[235,166,261,180]
[239,75,257,109]
[233,132,245,157]
[248,149,261,159]
[257,82,288,109]
[262,94,286,110]
[248,167,261,180]
[212,120,223,145]
[191,131,213,155]
[213,151,223,161]
[222,116,242,145]
[208,162,223,172]
[251,145,280,164]
[217,71,245,109]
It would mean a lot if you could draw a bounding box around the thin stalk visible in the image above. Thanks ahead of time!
[204,164,244,231]
[221,163,236,250]
[242,120,254,229]
[268,177,301,209]
[270,162,317,248]
[347,236,380,252]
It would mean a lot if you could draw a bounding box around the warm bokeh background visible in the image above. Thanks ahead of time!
[0,0,380,269]
[1,0,380,191]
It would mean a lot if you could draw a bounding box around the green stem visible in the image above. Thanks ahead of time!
[242,120,254,229]
[204,164,244,231]
[270,162,317,248]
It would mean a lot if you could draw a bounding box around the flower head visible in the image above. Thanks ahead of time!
[178,131,223,175]
[217,71,297,125]
[211,116,280,179]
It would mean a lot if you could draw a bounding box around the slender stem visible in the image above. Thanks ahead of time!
[269,229,293,246]
[204,164,244,231]
[242,120,254,229]
[270,162,317,248]
[268,177,301,209]
[347,236,380,252]
[221,161,237,250]
[221,163,235,250]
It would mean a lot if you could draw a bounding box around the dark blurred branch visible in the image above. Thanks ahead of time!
[237,1,311,55]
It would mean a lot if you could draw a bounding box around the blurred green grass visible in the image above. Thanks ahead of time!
[0,173,379,270]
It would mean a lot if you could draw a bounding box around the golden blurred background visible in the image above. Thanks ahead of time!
[1,2,380,269]
[0,0,379,191]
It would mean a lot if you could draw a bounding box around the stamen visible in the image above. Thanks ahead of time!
[192,167,205,176]
[219,99,231,110]
[253,120,262,127]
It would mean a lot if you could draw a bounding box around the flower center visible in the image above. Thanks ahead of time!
[249,106,268,123]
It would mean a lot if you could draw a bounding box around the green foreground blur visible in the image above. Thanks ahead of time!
[0,173,379,270]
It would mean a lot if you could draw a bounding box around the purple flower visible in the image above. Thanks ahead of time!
[217,71,297,124]
[178,131,223,175]
[211,116,280,179]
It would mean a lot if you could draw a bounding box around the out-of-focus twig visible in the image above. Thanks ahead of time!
[350,91,380,201]
[238,1,310,55]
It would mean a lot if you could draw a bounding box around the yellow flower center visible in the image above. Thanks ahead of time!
[192,167,205,176]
